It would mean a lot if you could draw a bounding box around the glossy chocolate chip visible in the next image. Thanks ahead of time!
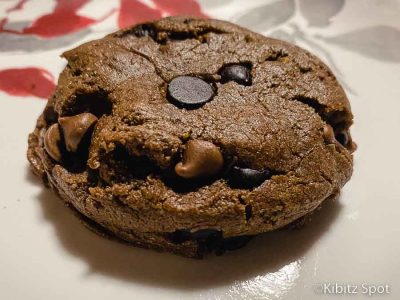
[167,76,214,109]
[44,123,63,162]
[220,64,252,86]
[335,131,349,147]
[229,166,271,189]
[133,24,155,38]
[175,139,224,179]
[58,113,98,152]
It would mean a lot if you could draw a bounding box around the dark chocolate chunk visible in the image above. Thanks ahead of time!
[220,64,252,86]
[167,76,214,109]
[229,166,271,189]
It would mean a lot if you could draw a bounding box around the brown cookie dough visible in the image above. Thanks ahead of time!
[27,16,355,258]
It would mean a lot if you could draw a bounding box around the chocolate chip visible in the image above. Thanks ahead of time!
[323,124,335,144]
[220,64,252,86]
[58,113,98,152]
[245,204,252,220]
[44,124,63,162]
[43,104,58,125]
[229,166,271,189]
[170,229,253,254]
[335,131,349,147]
[349,141,357,153]
[218,235,253,252]
[170,229,191,244]
[169,229,223,248]
[193,229,223,251]
[324,125,355,152]
[175,139,224,179]
[133,24,155,38]
[192,229,220,240]
[167,76,214,109]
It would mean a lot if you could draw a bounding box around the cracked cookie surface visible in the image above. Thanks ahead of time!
[27,16,355,258]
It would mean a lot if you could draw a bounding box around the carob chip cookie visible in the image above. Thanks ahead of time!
[27,16,355,258]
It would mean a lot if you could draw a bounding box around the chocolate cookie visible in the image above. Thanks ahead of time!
[27,16,355,258]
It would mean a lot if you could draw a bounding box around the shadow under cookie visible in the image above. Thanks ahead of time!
[26,167,342,290]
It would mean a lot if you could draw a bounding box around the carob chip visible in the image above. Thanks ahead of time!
[58,113,98,152]
[167,76,214,109]
[175,139,224,179]
[220,64,252,86]
[229,166,271,189]
[44,123,63,162]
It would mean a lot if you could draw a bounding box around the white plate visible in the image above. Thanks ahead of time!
[1,1,399,299]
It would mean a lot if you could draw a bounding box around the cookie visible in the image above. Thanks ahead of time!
[27,16,355,258]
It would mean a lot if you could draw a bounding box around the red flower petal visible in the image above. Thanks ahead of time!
[152,0,207,17]
[0,68,55,99]
[118,0,162,29]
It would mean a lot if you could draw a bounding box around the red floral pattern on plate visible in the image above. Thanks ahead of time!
[0,0,114,38]
[118,0,162,29]
[0,68,55,99]
[151,0,207,18]
[0,0,206,100]
[118,0,207,29]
